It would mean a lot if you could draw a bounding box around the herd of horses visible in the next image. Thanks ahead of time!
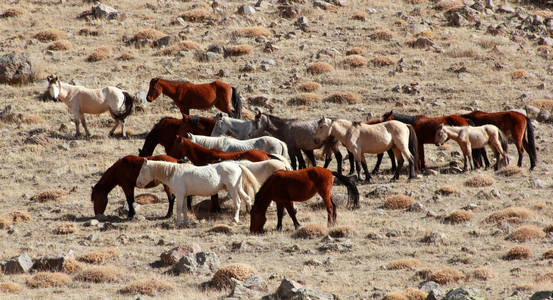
[46,76,538,233]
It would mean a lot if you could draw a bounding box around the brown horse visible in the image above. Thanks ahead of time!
[459,110,537,170]
[138,115,215,157]
[146,78,242,118]
[249,167,359,234]
[168,135,272,165]
[91,155,179,220]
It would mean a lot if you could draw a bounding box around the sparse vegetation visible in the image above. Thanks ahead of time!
[74,266,121,283]
[504,246,531,260]
[225,44,252,57]
[323,92,361,104]
[298,81,321,92]
[371,56,396,67]
[181,9,213,22]
[47,40,72,51]
[288,93,321,106]
[208,224,234,234]
[1,7,26,18]
[429,267,466,284]
[0,282,22,293]
[292,224,327,239]
[486,207,532,223]
[386,258,421,270]
[34,29,66,42]
[210,264,256,290]
[445,210,474,224]
[120,279,175,296]
[233,27,271,38]
[32,189,67,202]
[26,272,71,288]
[78,247,120,264]
[87,46,112,62]
[384,194,415,209]
[508,225,546,242]
[307,62,334,74]
[55,223,78,234]
[343,55,367,68]
[464,175,495,187]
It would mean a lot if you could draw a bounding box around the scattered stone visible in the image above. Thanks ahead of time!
[386,229,401,237]
[0,52,33,85]
[443,288,483,300]
[172,251,219,274]
[314,0,333,10]
[525,105,540,119]
[365,185,393,197]
[421,230,446,243]
[237,5,256,15]
[32,251,74,272]
[531,291,553,300]
[176,17,185,26]
[530,179,547,189]
[419,281,443,298]
[154,35,176,48]
[161,244,201,265]
[448,12,470,27]
[1,253,33,274]
[274,279,337,300]
[366,232,383,240]
[92,3,118,20]
[318,240,353,252]
[408,202,425,212]
[538,110,551,123]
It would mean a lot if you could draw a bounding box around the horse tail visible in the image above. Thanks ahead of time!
[239,165,260,201]
[231,87,242,119]
[331,171,359,209]
[524,116,537,168]
[113,91,134,121]
[407,124,419,172]
[497,129,509,154]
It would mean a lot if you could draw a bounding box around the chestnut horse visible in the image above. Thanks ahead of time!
[249,167,359,233]
[146,78,242,119]
[138,115,215,157]
[91,155,181,220]
[459,110,537,170]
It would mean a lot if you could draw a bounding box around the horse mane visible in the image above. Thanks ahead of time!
[263,113,296,126]
[148,160,180,182]
[352,121,362,127]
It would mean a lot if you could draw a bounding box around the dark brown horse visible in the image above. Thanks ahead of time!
[460,110,537,170]
[146,78,242,118]
[249,167,359,234]
[138,115,215,157]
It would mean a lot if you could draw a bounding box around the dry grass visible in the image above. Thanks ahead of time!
[537,45,553,58]
[346,47,364,55]
[118,52,134,60]
[545,224,553,233]
[208,224,233,234]
[536,272,553,283]
[0,282,22,293]
[22,114,44,124]
[512,70,527,80]
[292,224,328,239]
[383,291,408,300]
[233,26,271,38]
[47,40,72,51]
[78,247,120,264]
[79,27,104,36]
[446,210,474,224]
[120,279,175,296]
[406,38,434,48]
[534,9,553,18]
[323,92,361,104]
[384,288,427,300]
[288,93,321,106]
[384,195,415,210]
[181,8,213,22]
[343,55,367,68]
[0,216,10,229]
[3,210,31,224]
[307,62,334,74]
[429,267,465,284]
[55,223,78,235]
[62,258,84,274]
[530,98,553,110]
[508,225,546,242]
[386,258,422,270]
[446,47,481,58]
[210,264,256,290]
[34,28,66,42]
[434,0,464,10]
[74,266,121,283]
[471,268,492,281]
[514,283,535,291]
[32,189,68,202]
[351,11,366,21]
[436,185,459,196]
[134,194,160,205]
[370,30,394,41]
[87,46,112,62]
[27,272,71,288]
[371,56,396,67]
[543,248,553,259]
[486,207,532,223]
[1,7,26,18]
[464,175,495,187]
[157,41,200,56]
[496,165,522,177]
[225,44,252,57]
[503,246,531,260]
[133,29,165,40]
[328,226,356,238]
[298,81,321,92]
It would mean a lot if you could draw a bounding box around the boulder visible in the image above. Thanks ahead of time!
[0,53,33,85]
[173,251,220,274]
[160,244,201,265]
[275,279,337,300]
[32,250,75,272]
[443,288,483,300]
[531,291,553,300]
[237,5,255,15]
[1,253,33,274]
[92,3,118,20]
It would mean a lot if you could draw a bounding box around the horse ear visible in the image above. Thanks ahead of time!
[186,133,193,139]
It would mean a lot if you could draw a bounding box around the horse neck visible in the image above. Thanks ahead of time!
[251,182,273,215]
[443,126,462,140]
[158,79,179,99]
[393,112,419,124]
[330,120,352,144]
[176,139,210,164]
[149,161,177,185]
[58,82,76,104]
[93,164,119,195]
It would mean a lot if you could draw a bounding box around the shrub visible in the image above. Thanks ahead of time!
[233,26,271,38]
[323,92,361,104]
[1,7,26,18]
[386,258,422,270]
[78,247,120,264]
[503,246,531,260]
[436,185,459,196]
[120,279,175,296]
[292,224,327,239]
[157,41,200,56]
[210,264,256,290]
[486,207,532,223]
[496,165,522,177]
[508,225,545,242]
[0,282,22,293]
[133,29,165,40]
[384,195,415,209]
[512,70,526,79]
[87,46,112,62]
[34,29,66,42]
[208,224,233,234]
[370,30,393,41]
[225,44,252,56]
[429,267,465,284]
[328,226,356,238]
[288,93,321,106]
[74,266,121,283]
[26,272,70,288]
[181,8,213,22]
[464,175,494,187]
[47,40,72,51]
[445,210,474,224]
[352,11,366,21]
[307,62,334,74]
[32,189,67,202]
[55,223,78,235]
[371,56,396,67]
[298,81,321,92]
[343,55,367,67]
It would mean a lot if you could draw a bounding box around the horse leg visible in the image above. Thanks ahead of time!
[418,141,425,171]
[229,187,242,223]
[327,150,342,174]
[109,119,120,136]
[123,186,135,220]
[295,149,307,169]
[372,153,384,175]
[320,183,335,226]
[73,114,81,137]
[121,120,127,138]
[388,150,397,172]
[186,196,192,211]
[284,202,300,229]
[391,148,403,181]
[210,194,221,213]
[80,114,91,137]
[276,202,284,231]
[163,184,175,218]
[347,150,355,175]
[361,159,371,183]
[480,147,490,168]
[304,149,316,167]
[288,149,298,170]
[175,193,183,225]
[355,160,361,180]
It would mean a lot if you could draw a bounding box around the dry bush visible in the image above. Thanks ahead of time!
[534,9,553,18]
[436,185,459,196]
[135,194,160,204]
[514,284,534,291]
[445,210,474,224]
[530,98,553,110]
[78,247,120,264]
[471,268,492,281]
[225,44,252,56]
[343,55,367,68]
[383,291,407,300]
[133,29,165,40]
[4,210,31,224]
[118,52,134,60]
[405,288,427,300]
[0,216,11,229]
[27,272,71,288]
[496,165,522,177]
[536,273,553,283]
[87,46,112,62]
[55,223,78,235]
[47,40,72,51]
[288,93,321,105]
[534,202,547,210]
[416,30,435,38]
[157,41,200,56]
[406,38,434,48]
[537,45,553,58]
[508,225,546,242]
[371,56,396,67]
[545,224,553,233]
[298,81,321,92]
[32,189,68,202]
[503,246,531,260]
[477,38,504,49]
[307,62,334,74]
[233,26,271,38]
[210,264,256,290]
[1,7,26,18]
[352,11,366,21]
[34,28,66,42]
[205,224,232,234]
[346,47,364,55]
[386,258,422,270]
[429,267,465,284]
[323,92,361,104]
[292,224,327,239]
[434,0,464,10]
[512,70,526,79]
[464,175,494,187]
[74,266,121,283]
[62,258,84,274]
[181,8,213,22]
[405,0,426,3]
[446,47,481,58]
[22,114,44,124]
[328,226,356,238]
[543,248,553,259]
[0,282,22,293]
[120,279,175,296]
[79,27,104,36]
[370,30,394,41]
[486,207,532,223]
[384,194,415,209]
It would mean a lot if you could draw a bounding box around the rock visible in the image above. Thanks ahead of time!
[419,281,443,299]
[408,202,425,212]
[295,16,308,30]
[237,5,255,15]
[449,12,470,27]
[32,251,74,272]
[154,35,176,48]
[161,244,201,265]
[275,279,337,300]
[1,253,33,274]
[366,8,377,14]
[205,51,221,62]
[525,105,540,119]
[386,229,401,237]
[173,251,220,274]
[538,37,553,46]
[0,53,33,85]
[421,230,446,243]
[331,0,348,6]
[232,273,267,293]
[537,110,551,123]
[530,179,547,189]
[443,288,483,300]
[173,254,198,273]
[248,95,272,108]
[85,219,100,227]
[314,0,333,10]
[366,233,383,240]
[365,185,393,197]
[92,3,119,20]
[304,259,323,266]
[498,4,514,13]
[318,240,353,252]
[176,17,186,26]
[531,291,553,300]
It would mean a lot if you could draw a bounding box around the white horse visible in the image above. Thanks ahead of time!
[434,124,508,171]
[47,75,133,138]
[187,133,290,161]
[210,113,258,139]
[237,158,291,195]
[136,159,258,225]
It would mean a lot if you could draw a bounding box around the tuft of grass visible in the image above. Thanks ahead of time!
[543,248,553,259]
[181,8,213,22]
[307,62,334,74]
[133,29,165,40]
[233,26,271,38]
[503,246,531,260]
[536,272,553,283]
[78,247,120,264]
[370,30,394,41]
[157,41,200,56]
[0,282,23,293]
[486,207,532,223]
[351,11,366,21]
[471,268,492,281]
[445,210,474,224]
[446,47,481,58]
[496,165,522,177]
[537,45,553,58]
[545,224,553,233]
[3,210,31,224]
[406,37,434,48]
[433,0,464,10]
[1,7,26,18]
[383,291,408,300]
[62,258,84,274]
[464,175,495,187]
[323,92,361,104]
[384,194,415,210]
[34,28,66,42]
[328,226,356,238]
[32,189,68,202]
[436,185,459,196]
[74,266,121,283]
[208,224,233,234]
[371,56,396,67]
[225,44,252,57]
[429,267,465,284]
[386,258,422,270]
[343,55,367,68]
[288,93,321,106]
[135,193,160,205]
[512,70,526,79]
[120,279,175,296]
[26,272,71,288]
[87,46,112,62]
[514,283,534,291]
[47,40,72,51]
[384,288,427,300]
[292,224,327,239]
[79,27,104,36]
[530,98,553,110]
[346,47,364,55]
[54,223,78,235]
[298,81,321,92]
[22,114,44,124]
[0,216,11,229]
[118,52,134,60]
[508,225,546,242]
[210,264,256,290]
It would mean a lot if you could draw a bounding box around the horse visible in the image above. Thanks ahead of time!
[146,78,242,119]
[249,167,359,234]
[46,75,133,138]
[382,110,490,170]
[459,110,537,170]
[249,112,344,171]
[435,124,508,171]
[313,117,418,183]
[138,115,215,157]
[91,155,185,220]
[136,160,258,225]
[210,113,257,139]
[235,159,291,200]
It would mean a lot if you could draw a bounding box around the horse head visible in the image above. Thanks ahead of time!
[90,185,108,216]
[135,158,152,188]
[249,207,267,234]
[382,110,394,121]
[434,124,448,146]
[313,117,332,144]
[47,75,60,99]
[146,78,161,102]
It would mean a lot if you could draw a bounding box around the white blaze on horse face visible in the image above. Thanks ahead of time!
[48,83,59,99]
[435,128,447,146]
[136,164,151,188]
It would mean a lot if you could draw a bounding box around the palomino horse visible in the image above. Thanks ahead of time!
[47,75,133,137]
[136,160,258,225]
[314,118,418,182]
[459,110,537,170]
[435,124,508,171]
[138,115,215,157]
[382,110,490,170]
[249,167,359,233]
[210,113,258,139]
[91,155,186,220]
[146,78,242,119]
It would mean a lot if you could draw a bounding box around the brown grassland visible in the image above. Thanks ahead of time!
[1,0,553,299]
